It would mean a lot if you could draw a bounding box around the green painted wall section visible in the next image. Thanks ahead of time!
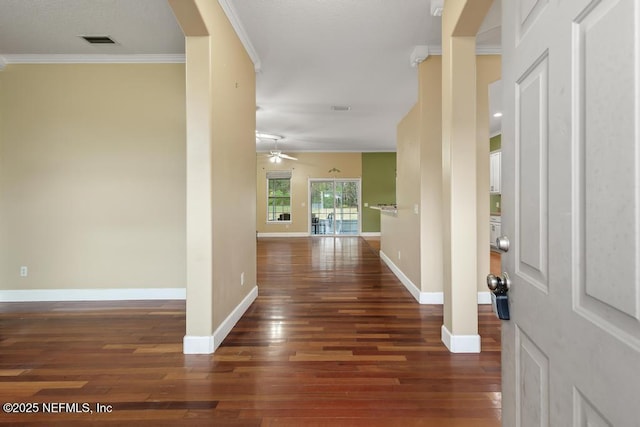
[490,133,501,151]
[490,134,502,214]
[361,152,396,232]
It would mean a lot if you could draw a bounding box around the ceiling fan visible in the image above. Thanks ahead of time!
[267,150,297,163]
[256,132,297,163]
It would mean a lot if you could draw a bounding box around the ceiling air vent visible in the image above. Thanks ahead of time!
[331,105,351,112]
[80,35,116,44]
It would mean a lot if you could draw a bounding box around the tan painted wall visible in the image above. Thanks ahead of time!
[441,0,493,339]
[201,0,257,329]
[383,54,497,299]
[256,152,362,234]
[0,64,186,290]
[381,105,421,286]
[419,56,444,294]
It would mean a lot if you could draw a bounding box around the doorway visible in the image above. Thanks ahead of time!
[309,179,360,236]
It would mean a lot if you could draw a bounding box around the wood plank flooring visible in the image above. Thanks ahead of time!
[0,237,501,426]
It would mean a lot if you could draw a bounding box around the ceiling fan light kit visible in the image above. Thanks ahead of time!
[258,131,297,162]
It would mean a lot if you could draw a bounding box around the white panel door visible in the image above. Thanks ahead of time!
[501,0,640,425]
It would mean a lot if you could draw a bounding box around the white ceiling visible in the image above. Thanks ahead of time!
[0,0,501,152]
[0,0,185,55]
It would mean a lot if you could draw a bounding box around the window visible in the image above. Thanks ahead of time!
[266,170,292,222]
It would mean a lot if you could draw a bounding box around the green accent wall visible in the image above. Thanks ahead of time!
[490,134,502,214]
[361,152,396,232]
[490,133,501,151]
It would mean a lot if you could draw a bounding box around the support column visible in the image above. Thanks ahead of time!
[441,0,493,353]
[170,0,257,354]
[418,56,444,297]
[171,0,215,354]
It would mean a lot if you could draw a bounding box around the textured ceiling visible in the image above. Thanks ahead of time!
[0,0,184,55]
[0,0,501,152]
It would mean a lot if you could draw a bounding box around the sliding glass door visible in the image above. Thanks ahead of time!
[309,179,360,236]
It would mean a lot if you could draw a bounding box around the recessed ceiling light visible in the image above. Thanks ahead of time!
[80,35,117,44]
[493,112,503,118]
[331,105,351,111]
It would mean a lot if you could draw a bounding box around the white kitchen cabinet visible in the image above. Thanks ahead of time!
[490,216,501,248]
[489,151,501,194]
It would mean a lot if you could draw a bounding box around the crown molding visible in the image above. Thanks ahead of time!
[476,45,502,55]
[0,54,185,65]
[425,45,502,56]
[218,0,262,72]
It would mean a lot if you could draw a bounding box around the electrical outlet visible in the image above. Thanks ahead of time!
[241,272,245,286]
[496,201,500,208]
[414,204,419,214]
[364,202,369,207]
[20,266,28,277]
[398,251,401,260]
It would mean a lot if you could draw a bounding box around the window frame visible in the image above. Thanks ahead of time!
[266,171,292,223]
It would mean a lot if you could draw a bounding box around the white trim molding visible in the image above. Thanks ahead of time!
[218,0,261,72]
[0,54,185,65]
[257,232,309,238]
[380,250,443,304]
[380,251,493,306]
[0,55,6,70]
[0,288,186,302]
[183,285,258,354]
[360,232,381,237]
[183,335,214,354]
[477,291,492,305]
[425,45,501,56]
[441,325,481,353]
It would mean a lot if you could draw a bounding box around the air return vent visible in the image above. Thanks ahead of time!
[330,105,351,111]
[80,35,116,44]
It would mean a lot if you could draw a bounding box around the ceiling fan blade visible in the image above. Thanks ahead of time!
[279,153,298,160]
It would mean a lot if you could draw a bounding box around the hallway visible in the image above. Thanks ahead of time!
[0,237,501,426]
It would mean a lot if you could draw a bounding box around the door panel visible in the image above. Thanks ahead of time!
[575,0,640,329]
[515,326,549,427]
[502,0,640,425]
[516,53,549,293]
[334,181,359,235]
[309,180,360,236]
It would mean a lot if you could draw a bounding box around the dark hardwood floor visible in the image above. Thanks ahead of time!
[0,237,501,426]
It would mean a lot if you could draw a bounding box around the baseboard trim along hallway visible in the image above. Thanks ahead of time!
[380,250,491,305]
[0,288,186,302]
[441,324,481,353]
[183,285,258,354]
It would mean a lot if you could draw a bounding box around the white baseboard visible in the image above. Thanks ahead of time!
[183,285,258,354]
[477,291,492,304]
[257,232,309,238]
[360,232,381,237]
[0,288,186,302]
[379,251,492,306]
[257,232,381,238]
[441,324,481,353]
[183,335,214,354]
[379,250,443,304]
[212,285,258,352]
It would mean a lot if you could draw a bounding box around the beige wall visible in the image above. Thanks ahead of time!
[419,56,444,294]
[383,54,496,299]
[171,0,257,340]
[0,64,186,290]
[256,152,362,234]
[209,0,257,328]
[380,105,421,286]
